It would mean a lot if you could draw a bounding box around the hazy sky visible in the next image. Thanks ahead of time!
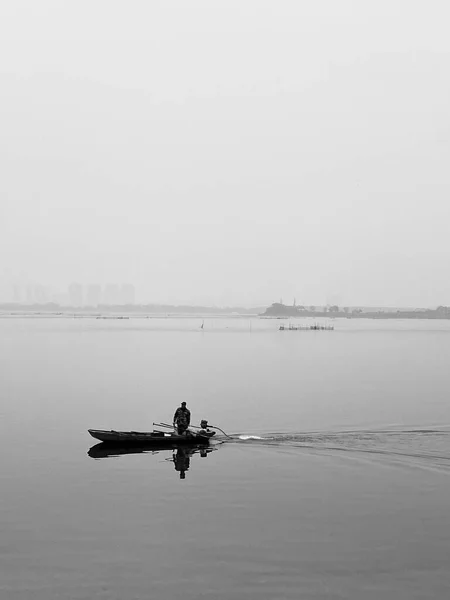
[1,0,450,306]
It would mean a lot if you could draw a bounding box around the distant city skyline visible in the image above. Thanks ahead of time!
[2,281,137,307]
[0,279,447,310]
[0,280,358,308]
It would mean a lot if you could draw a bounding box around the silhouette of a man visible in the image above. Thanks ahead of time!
[173,447,191,479]
[173,401,191,435]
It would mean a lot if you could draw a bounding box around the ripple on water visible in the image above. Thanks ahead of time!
[230,429,450,473]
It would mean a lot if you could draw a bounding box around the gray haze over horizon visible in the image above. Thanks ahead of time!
[1,1,450,307]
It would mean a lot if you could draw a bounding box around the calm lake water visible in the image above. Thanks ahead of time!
[1,316,450,599]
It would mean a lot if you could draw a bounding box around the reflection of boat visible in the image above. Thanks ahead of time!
[88,442,216,479]
[88,428,216,445]
[88,441,216,459]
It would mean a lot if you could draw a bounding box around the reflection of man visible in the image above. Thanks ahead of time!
[173,447,191,479]
[173,401,191,435]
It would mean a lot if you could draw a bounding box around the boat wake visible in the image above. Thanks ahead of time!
[229,428,450,473]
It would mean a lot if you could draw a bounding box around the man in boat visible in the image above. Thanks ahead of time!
[173,401,191,435]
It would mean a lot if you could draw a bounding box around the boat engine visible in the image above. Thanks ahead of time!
[200,419,209,431]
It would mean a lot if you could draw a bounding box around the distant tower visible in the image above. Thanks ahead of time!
[12,284,21,303]
[121,284,135,305]
[86,284,102,306]
[68,282,83,306]
[104,284,120,305]
[293,297,296,307]
[26,285,33,303]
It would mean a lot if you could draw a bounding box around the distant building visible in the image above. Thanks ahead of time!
[104,283,120,305]
[26,285,33,303]
[68,282,83,306]
[121,284,135,305]
[12,284,21,303]
[34,284,48,304]
[86,284,102,306]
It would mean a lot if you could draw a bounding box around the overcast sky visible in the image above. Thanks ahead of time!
[1,0,449,306]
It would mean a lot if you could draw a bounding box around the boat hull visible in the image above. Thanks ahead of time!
[88,428,215,445]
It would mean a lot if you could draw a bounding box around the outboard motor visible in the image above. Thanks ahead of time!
[200,419,209,430]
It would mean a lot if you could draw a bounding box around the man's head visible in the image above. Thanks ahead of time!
[181,401,187,408]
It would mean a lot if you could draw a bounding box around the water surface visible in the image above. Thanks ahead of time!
[1,317,450,599]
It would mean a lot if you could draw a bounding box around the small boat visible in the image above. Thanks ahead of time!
[88,428,216,445]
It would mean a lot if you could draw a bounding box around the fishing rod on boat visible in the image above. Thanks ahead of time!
[156,421,203,430]
[153,421,232,438]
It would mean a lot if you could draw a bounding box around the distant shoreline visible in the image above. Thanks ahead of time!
[2,302,450,320]
[1,311,450,321]
[0,303,264,317]
[0,312,258,319]
[261,302,450,320]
